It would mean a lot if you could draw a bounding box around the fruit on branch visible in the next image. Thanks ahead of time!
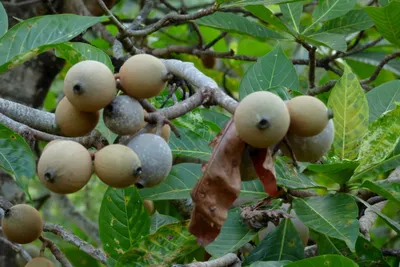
[144,200,155,215]
[63,60,116,112]
[37,140,93,194]
[94,144,142,188]
[240,145,258,181]
[103,95,145,135]
[16,244,40,267]
[201,53,216,69]
[143,110,171,142]
[119,54,168,99]
[286,95,333,137]
[281,119,334,162]
[55,97,99,137]
[2,204,43,244]
[25,257,55,267]
[42,140,62,152]
[127,134,173,188]
[234,91,290,148]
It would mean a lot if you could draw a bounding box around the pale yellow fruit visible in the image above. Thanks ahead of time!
[234,91,290,148]
[64,60,116,112]
[25,257,55,267]
[119,54,168,99]
[37,140,93,194]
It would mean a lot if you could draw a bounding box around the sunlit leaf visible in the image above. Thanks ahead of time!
[150,212,179,234]
[318,9,374,34]
[327,64,369,160]
[245,5,292,35]
[306,160,359,185]
[0,2,7,37]
[305,32,347,52]
[360,180,400,205]
[276,158,322,189]
[366,80,400,122]
[350,154,400,182]
[280,2,303,33]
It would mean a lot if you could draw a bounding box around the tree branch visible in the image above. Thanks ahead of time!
[359,201,387,240]
[360,51,400,85]
[39,236,72,267]
[0,236,32,263]
[172,253,241,267]
[308,46,317,88]
[382,248,400,259]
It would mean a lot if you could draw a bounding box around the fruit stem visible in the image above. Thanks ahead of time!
[327,109,334,120]
[44,169,57,183]
[257,117,270,129]
[72,83,84,95]
[133,167,142,177]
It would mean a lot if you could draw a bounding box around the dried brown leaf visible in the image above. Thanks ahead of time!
[249,148,279,197]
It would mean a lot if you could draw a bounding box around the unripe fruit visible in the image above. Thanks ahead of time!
[201,54,216,69]
[94,144,142,188]
[103,95,145,135]
[234,91,290,148]
[55,97,99,137]
[37,140,93,194]
[127,134,173,188]
[281,119,334,162]
[119,54,168,99]
[286,95,332,137]
[240,146,258,181]
[64,60,116,112]
[2,204,42,244]
[42,140,62,153]
[25,257,55,267]
[144,200,155,215]
[16,245,40,267]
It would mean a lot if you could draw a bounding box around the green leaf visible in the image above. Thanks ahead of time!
[244,219,304,265]
[276,158,322,190]
[0,14,104,72]
[327,64,369,160]
[306,161,359,185]
[240,179,269,201]
[0,124,36,195]
[139,163,202,200]
[239,45,299,99]
[95,111,118,145]
[280,2,303,33]
[365,1,400,46]
[54,42,114,72]
[350,154,400,182]
[150,212,179,234]
[195,12,283,41]
[305,32,347,52]
[64,246,101,267]
[205,208,258,257]
[218,0,303,7]
[360,180,400,205]
[283,255,358,266]
[199,109,230,131]
[347,52,400,77]
[353,196,400,234]
[245,5,292,35]
[318,9,374,34]
[366,80,400,122]
[303,0,356,34]
[116,222,199,267]
[0,2,7,37]
[355,105,400,173]
[293,193,359,251]
[249,261,292,267]
[169,127,212,161]
[99,187,151,263]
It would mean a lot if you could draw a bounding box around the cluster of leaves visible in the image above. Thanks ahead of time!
[0,0,399,266]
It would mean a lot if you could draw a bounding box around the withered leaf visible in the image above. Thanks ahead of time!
[189,119,245,246]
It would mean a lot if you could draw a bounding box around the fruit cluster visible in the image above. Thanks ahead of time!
[39,54,173,194]
[234,91,334,179]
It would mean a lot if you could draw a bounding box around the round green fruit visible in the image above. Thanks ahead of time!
[234,91,290,148]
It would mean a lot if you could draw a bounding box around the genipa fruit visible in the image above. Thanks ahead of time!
[103,95,144,135]
[55,97,99,137]
[144,200,155,215]
[37,140,93,194]
[119,54,168,99]
[2,204,42,244]
[25,257,55,267]
[42,140,62,153]
[234,91,290,148]
[64,60,116,112]
[16,244,40,267]
[281,119,334,162]
[286,95,332,137]
[127,134,173,188]
[94,144,142,188]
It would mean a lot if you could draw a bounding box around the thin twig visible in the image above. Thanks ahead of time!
[39,236,72,267]
[308,46,317,88]
[129,0,155,31]
[203,32,228,50]
[361,51,400,85]
[0,236,32,263]
[382,248,400,259]
[96,0,126,32]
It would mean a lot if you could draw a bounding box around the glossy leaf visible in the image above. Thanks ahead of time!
[280,2,303,33]
[306,161,358,185]
[0,2,7,37]
[293,193,359,251]
[365,1,400,46]
[116,221,199,267]
[355,104,400,173]
[54,42,114,72]
[347,52,400,77]
[304,0,356,33]
[350,154,400,182]
[249,261,292,267]
[218,0,303,7]
[366,80,400,122]
[99,187,151,263]
[239,45,299,99]
[244,219,304,265]
[0,124,36,194]
[360,180,400,205]
[245,5,292,35]
[150,212,179,234]
[276,158,322,189]
[139,163,202,200]
[195,12,283,41]
[205,208,258,257]
[0,14,104,72]
[169,127,212,161]
[305,32,347,52]
[318,9,374,34]
[199,109,230,131]
[284,255,358,266]
[327,64,369,160]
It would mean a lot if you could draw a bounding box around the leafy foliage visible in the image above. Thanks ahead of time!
[0,2,7,37]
